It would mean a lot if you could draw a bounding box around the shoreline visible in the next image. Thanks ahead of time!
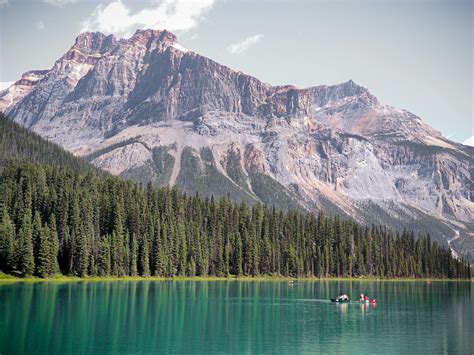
[0,273,471,284]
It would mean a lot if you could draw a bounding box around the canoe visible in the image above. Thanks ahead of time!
[330,298,350,303]
[358,299,377,303]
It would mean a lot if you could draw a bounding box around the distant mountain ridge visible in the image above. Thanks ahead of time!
[1,29,472,259]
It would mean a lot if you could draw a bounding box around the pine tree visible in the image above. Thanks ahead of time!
[152,219,162,276]
[37,223,53,278]
[139,236,150,277]
[74,232,89,277]
[49,216,59,274]
[130,232,138,276]
[32,211,43,273]
[176,217,187,276]
[97,235,111,276]
[0,208,15,272]
[234,232,243,276]
[17,211,34,276]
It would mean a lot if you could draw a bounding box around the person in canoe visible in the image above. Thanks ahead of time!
[335,293,349,302]
[359,294,377,303]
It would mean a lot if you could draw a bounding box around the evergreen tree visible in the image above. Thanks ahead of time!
[139,236,150,277]
[97,235,111,276]
[0,208,15,272]
[17,211,34,276]
[32,211,42,273]
[49,216,59,274]
[130,232,138,276]
[37,223,53,278]
[74,232,89,277]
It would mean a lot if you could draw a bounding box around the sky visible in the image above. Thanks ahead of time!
[0,0,472,144]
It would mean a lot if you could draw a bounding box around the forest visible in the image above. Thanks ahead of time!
[0,162,470,279]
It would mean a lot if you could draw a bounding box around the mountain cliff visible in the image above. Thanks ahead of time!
[1,29,472,259]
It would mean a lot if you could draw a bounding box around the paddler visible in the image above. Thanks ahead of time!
[337,293,349,301]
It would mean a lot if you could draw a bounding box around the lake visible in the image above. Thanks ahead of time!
[0,280,472,354]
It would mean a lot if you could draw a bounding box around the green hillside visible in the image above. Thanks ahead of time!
[0,113,99,173]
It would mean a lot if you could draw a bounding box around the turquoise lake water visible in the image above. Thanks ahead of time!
[0,280,472,354]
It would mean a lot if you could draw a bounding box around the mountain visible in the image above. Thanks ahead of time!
[1,29,472,260]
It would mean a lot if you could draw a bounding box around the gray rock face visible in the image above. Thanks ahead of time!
[1,29,473,259]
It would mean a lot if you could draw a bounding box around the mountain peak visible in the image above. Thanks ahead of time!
[73,31,118,54]
[129,29,177,45]
[71,29,179,54]
[307,79,376,110]
[340,79,370,96]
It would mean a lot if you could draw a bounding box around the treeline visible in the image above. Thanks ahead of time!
[0,113,99,174]
[0,162,470,279]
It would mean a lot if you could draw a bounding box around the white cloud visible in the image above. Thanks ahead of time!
[36,21,45,30]
[462,135,474,147]
[0,81,14,91]
[81,0,215,38]
[227,34,264,55]
[42,0,79,6]
[0,0,9,7]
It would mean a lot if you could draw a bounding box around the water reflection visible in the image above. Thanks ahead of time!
[0,281,472,354]
[336,302,348,318]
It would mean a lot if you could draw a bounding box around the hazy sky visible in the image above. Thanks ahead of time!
[0,0,472,144]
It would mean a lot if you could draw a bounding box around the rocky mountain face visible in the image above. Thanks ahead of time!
[1,29,472,260]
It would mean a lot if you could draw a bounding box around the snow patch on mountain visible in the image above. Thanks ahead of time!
[170,43,189,53]
[462,135,474,147]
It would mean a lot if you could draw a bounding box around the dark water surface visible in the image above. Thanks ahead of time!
[0,280,472,354]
